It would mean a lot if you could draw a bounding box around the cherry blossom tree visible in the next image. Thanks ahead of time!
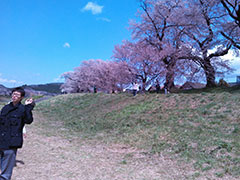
[61,71,81,93]
[61,59,131,93]
[113,40,166,91]
[219,0,240,49]
[126,0,234,88]
[178,0,233,87]
[128,0,187,90]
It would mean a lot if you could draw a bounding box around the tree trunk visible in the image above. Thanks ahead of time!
[141,78,147,92]
[203,60,216,88]
[165,71,175,91]
[164,63,175,91]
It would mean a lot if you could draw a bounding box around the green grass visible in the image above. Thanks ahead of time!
[35,87,240,179]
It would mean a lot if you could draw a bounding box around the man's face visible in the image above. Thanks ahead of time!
[12,91,23,104]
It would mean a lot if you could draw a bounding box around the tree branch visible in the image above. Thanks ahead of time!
[221,31,240,49]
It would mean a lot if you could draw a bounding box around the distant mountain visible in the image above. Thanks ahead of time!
[24,83,63,94]
[0,84,11,96]
[0,83,63,97]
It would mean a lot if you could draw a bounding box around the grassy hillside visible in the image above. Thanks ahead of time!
[36,87,240,179]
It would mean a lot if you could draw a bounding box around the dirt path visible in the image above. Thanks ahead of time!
[11,113,198,180]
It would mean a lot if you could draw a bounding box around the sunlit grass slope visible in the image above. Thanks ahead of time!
[36,87,240,178]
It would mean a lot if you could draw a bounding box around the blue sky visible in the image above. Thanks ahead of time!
[0,0,140,87]
[0,0,239,88]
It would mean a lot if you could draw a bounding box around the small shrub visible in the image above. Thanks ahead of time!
[218,78,229,87]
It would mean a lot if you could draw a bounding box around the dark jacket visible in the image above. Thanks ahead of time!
[0,102,34,149]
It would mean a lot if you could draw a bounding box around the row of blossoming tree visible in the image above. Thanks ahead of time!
[61,0,240,93]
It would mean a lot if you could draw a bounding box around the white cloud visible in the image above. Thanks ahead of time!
[82,2,103,15]
[53,76,64,82]
[96,17,111,22]
[220,49,240,82]
[63,42,70,48]
[222,50,240,70]
[0,73,18,83]
[221,49,240,61]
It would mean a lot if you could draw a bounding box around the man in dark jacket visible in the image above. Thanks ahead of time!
[0,87,35,180]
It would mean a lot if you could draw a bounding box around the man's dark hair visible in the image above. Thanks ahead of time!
[12,87,25,97]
